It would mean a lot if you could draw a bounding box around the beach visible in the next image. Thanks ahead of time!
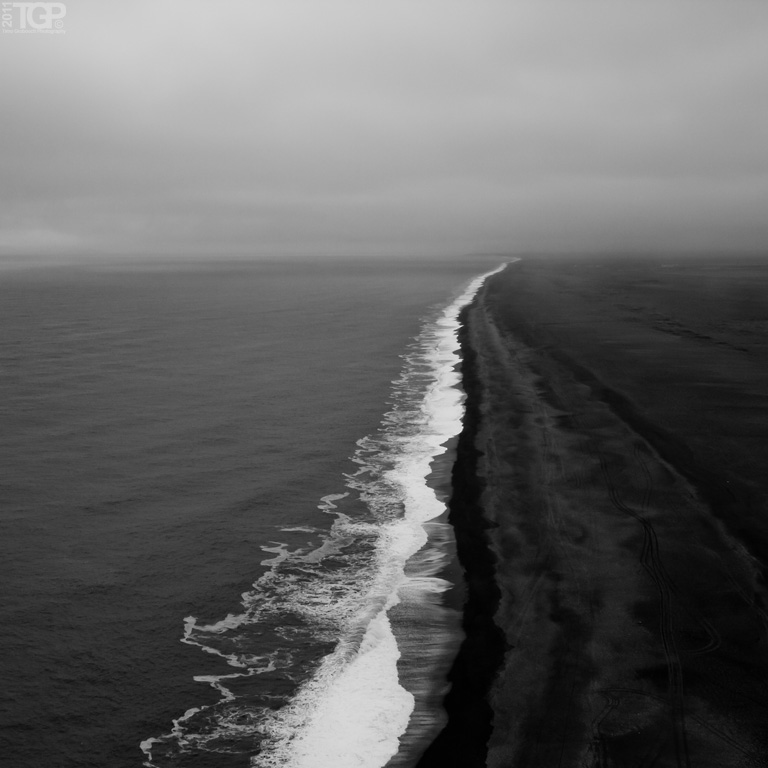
[420,256,768,767]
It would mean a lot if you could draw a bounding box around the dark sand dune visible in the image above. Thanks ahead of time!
[419,256,768,768]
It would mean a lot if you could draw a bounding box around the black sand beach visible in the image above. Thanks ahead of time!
[420,256,768,767]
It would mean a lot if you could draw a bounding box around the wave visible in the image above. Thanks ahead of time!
[140,263,506,768]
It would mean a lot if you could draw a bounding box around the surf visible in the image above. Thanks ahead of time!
[140,264,506,768]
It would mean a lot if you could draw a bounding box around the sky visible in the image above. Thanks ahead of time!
[2,1,767,260]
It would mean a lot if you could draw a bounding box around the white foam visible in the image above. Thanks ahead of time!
[279,526,318,534]
[260,542,294,566]
[318,492,349,512]
[250,263,509,766]
[253,608,413,768]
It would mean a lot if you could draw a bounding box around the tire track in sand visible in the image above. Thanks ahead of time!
[594,446,691,768]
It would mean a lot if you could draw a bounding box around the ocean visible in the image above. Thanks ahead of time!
[0,256,502,768]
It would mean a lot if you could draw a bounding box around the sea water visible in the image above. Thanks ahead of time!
[0,257,501,768]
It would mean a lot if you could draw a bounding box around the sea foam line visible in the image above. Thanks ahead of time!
[251,263,508,768]
[140,263,507,768]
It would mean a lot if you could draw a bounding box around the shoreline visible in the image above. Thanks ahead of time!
[417,256,768,767]
[386,433,466,767]
[415,309,507,768]
[389,270,508,767]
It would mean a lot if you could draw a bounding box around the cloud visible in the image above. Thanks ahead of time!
[1,1,767,258]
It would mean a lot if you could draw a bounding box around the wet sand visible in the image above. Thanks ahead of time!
[420,255,768,767]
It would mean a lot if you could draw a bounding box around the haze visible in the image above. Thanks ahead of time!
[2,1,767,260]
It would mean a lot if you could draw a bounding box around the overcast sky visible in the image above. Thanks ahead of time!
[2,1,767,260]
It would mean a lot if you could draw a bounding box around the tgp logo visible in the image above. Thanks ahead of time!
[2,2,67,34]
